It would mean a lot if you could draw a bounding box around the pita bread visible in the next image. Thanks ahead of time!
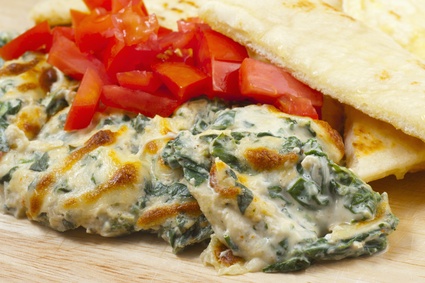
[198,0,425,144]
[30,0,203,30]
[30,0,89,26]
[344,106,425,182]
[343,0,425,61]
[338,0,425,181]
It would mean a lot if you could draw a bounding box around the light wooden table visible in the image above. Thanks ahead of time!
[1,1,425,282]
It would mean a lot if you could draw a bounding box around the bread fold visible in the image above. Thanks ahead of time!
[199,0,425,143]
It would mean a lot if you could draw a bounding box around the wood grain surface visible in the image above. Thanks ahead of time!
[1,1,425,282]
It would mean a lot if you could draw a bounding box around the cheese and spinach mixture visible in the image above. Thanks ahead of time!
[0,49,398,273]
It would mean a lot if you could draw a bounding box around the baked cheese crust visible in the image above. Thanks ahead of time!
[162,103,397,274]
[0,51,397,274]
[0,56,214,251]
[0,52,352,254]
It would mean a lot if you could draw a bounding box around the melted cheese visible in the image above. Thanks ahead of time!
[0,93,213,248]
[0,52,397,272]
[162,103,397,274]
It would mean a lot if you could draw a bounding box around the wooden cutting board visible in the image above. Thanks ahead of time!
[1,1,425,282]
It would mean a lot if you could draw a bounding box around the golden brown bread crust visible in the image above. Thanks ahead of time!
[344,106,425,182]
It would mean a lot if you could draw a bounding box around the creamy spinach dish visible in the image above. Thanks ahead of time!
[0,52,398,274]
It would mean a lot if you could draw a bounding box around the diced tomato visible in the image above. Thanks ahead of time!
[156,30,196,65]
[104,39,159,76]
[274,94,319,119]
[83,0,112,11]
[158,26,173,37]
[101,85,180,117]
[158,30,196,51]
[70,9,89,27]
[64,67,104,131]
[48,29,108,82]
[3,0,324,131]
[73,9,115,54]
[239,57,285,103]
[152,62,210,100]
[111,7,158,46]
[130,0,149,15]
[0,21,51,60]
[239,57,323,106]
[156,48,194,65]
[53,26,75,41]
[112,0,148,13]
[211,60,241,99]
[177,18,210,33]
[116,70,162,92]
[196,29,248,74]
[47,31,88,79]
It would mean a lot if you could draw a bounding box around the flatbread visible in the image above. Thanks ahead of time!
[198,0,425,144]
[338,0,425,181]
[30,0,89,26]
[343,0,425,61]
[344,106,425,182]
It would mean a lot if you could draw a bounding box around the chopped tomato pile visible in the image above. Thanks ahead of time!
[0,0,323,131]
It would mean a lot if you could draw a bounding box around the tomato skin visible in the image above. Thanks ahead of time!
[196,29,248,74]
[112,0,148,13]
[274,94,319,120]
[101,85,180,117]
[51,26,75,41]
[47,29,108,82]
[158,30,196,52]
[239,57,321,118]
[104,39,159,77]
[73,9,115,54]
[239,57,323,106]
[201,30,248,61]
[111,7,158,46]
[0,21,52,60]
[152,62,210,100]
[239,57,285,102]
[116,70,162,92]
[156,30,196,65]
[47,31,90,80]
[64,67,104,131]
[83,0,112,11]
[70,9,89,27]
[177,18,210,33]
[210,60,241,99]
[75,1,153,56]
